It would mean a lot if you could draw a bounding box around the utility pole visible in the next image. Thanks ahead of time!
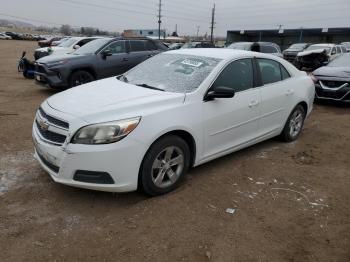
[158,0,162,40]
[196,26,200,40]
[210,3,216,44]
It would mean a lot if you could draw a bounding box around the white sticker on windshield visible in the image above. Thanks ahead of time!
[181,59,203,67]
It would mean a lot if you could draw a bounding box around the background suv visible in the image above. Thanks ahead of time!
[34,37,168,89]
[283,43,311,63]
[227,42,283,57]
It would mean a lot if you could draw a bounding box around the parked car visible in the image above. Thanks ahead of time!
[168,43,184,50]
[34,37,168,89]
[0,33,11,40]
[227,42,283,57]
[32,49,314,195]
[311,53,350,103]
[283,43,312,63]
[51,37,71,46]
[34,37,100,60]
[181,41,215,48]
[4,31,21,40]
[38,36,63,48]
[295,43,346,70]
[341,42,350,52]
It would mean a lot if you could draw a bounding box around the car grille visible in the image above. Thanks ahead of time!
[39,107,69,129]
[35,107,69,146]
[320,80,348,89]
[35,64,47,74]
[283,53,297,62]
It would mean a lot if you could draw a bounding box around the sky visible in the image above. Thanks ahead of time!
[1,0,350,36]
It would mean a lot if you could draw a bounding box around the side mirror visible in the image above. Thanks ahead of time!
[73,45,80,50]
[101,50,113,59]
[204,86,235,101]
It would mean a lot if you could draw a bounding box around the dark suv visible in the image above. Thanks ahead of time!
[227,42,283,57]
[283,43,311,63]
[34,38,168,89]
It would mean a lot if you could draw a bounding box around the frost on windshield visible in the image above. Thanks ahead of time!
[125,54,222,93]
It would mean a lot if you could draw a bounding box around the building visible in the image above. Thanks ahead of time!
[226,27,350,50]
[123,29,166,38]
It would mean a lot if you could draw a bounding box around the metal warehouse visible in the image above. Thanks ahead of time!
[226,27,350,50]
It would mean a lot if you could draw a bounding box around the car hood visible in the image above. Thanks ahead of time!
[284,49,302,53]
[46,77,185,123]
[36,46,66,52]
[37,53,85,64]
[313,66,350,79]
[297,49,328,57]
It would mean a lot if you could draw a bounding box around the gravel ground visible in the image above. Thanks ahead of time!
[0,40,349,262]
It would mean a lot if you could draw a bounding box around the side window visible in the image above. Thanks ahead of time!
[341,46,347,53]
[331,47,336,55]
[146,40,157,50]
[280,64,291,80]
[257,58,282,85]
[336,46,341,53]
[212,59,254,92]
[130,40,146,52]
[260,45,278,53]
[103,41,126,54]
[77,38,94,47]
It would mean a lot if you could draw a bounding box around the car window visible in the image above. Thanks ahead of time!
[331,48,336,55]
[280,64,291,80]
[212,59,254,92]
[146,41,157,50]
[260,45,278,53]
[130,40,146,52]
[257,58,283,85]
[341,46,347,53]
[336,46,341,53]
[77,38,95,47]
[103,41,126,54]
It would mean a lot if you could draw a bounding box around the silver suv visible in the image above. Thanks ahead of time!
[227,42,283,57]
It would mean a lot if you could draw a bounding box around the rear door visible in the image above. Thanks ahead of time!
[203,58,260,158]
[95,40,129,78]
[255,58,292,136]
[127,40,152,70]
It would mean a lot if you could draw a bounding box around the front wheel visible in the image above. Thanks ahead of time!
[69,70,94,88]
[281,105,306,142]
[140,135,190,196]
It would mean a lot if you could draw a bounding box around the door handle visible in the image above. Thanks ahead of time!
[248,100,259,108]
[285,89,294,96]
[122,58,129,62]
[148,54,154,58]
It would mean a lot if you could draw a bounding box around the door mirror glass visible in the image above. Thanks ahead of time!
[101,50,113,58]
[73,45,80,50]
[205,86,235,101]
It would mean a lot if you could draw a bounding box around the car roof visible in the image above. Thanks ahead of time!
[169,48,268,60]
[310,43,336,47]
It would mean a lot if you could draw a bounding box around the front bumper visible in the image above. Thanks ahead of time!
[34,63,69,88]
[32,122,147,193]
[315,82,350,102]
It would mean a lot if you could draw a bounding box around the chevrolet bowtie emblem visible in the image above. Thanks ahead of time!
[39,119,50,131]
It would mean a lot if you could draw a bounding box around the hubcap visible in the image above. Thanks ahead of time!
[289,109,303,138]
[151,146,184,188]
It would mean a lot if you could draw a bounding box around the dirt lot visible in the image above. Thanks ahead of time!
[0,40,349,262]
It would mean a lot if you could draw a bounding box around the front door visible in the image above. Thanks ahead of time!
[203,58,260,159]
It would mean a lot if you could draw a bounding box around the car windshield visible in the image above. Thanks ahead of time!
[306,45,331,53]
[227,43,251,50]
[58,37,80,47]
[341,42,350,48]
[123,53,222,93]
[289,43,307,49]
[73,38,111,55]
[328,54,350,67]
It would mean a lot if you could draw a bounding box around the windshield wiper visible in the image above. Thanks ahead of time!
[136,83,164,91]
[117,74,129,83]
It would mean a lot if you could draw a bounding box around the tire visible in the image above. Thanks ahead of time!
[281,105,306,142]
[69,70,94,88]
[140,135,191,196]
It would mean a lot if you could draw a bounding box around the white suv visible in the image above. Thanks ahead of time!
[33,49,315,196]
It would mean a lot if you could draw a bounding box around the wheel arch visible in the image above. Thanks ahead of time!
[69,67,97,80]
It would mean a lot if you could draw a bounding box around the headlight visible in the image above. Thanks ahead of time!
[72,117,141,145]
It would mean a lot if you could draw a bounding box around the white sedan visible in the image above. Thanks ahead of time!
[32,49,315,196]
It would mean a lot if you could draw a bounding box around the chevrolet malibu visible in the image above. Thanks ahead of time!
[33,49,315,196]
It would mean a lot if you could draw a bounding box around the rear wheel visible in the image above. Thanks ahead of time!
[140,135,190,196]
[281,105,306,142]
[69,70,94,87]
